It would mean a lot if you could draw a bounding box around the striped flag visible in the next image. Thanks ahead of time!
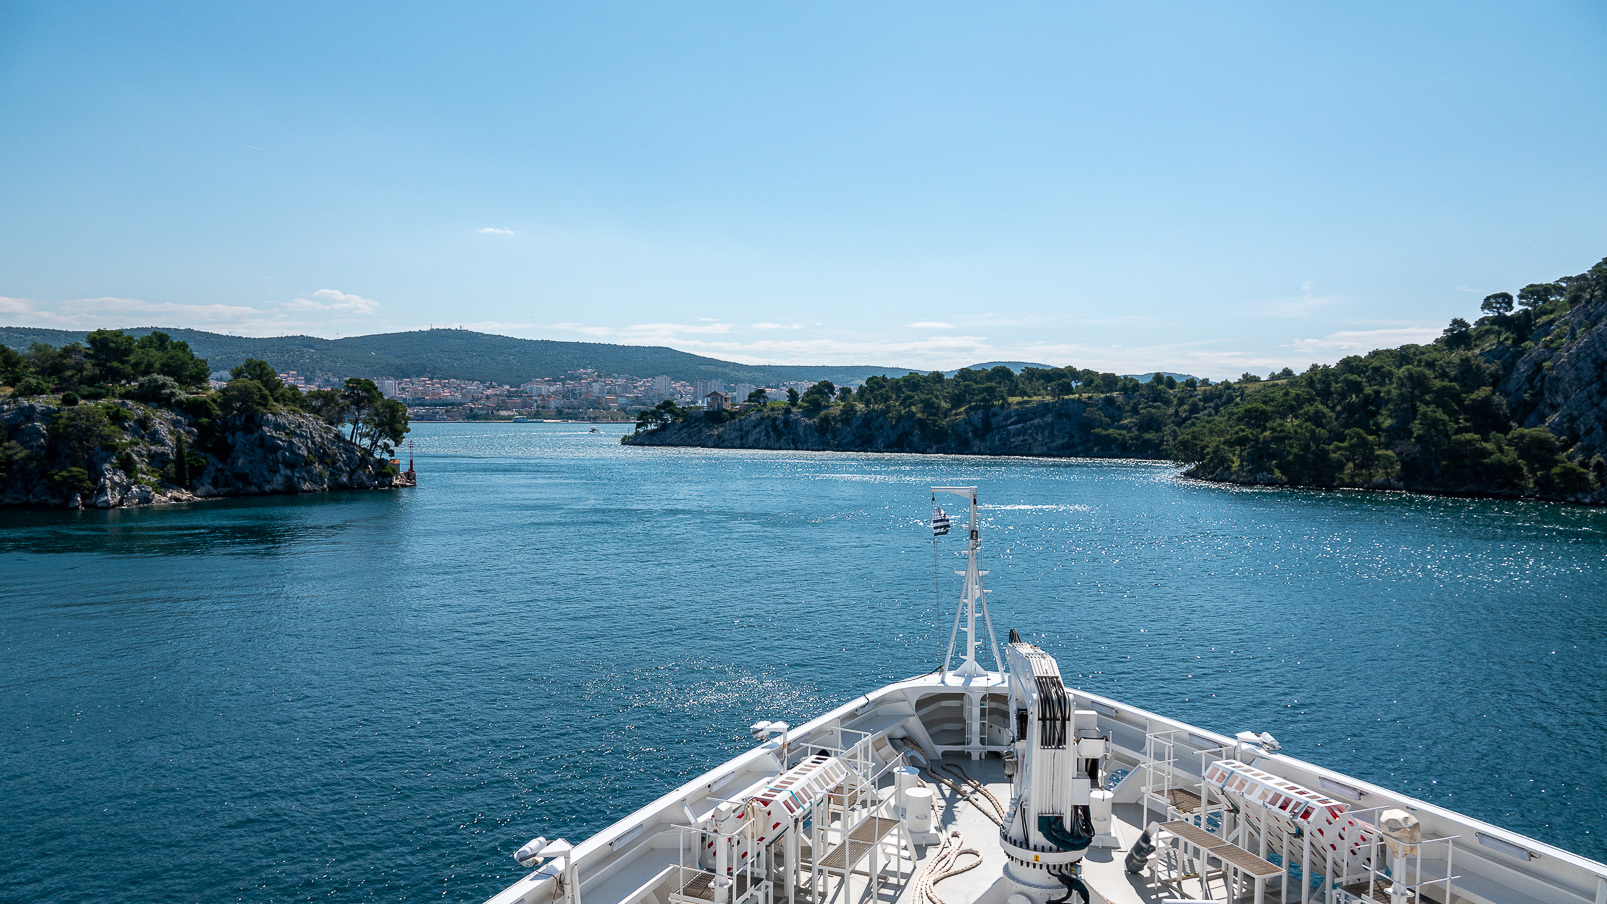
[931,507,951,536]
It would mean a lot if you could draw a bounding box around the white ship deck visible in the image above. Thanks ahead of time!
[483,672,1607,904]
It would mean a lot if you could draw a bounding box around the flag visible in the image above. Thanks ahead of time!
[931,507,951,536]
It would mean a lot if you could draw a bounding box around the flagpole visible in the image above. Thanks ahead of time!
[933,492,942,674]
[931,486,1000,680]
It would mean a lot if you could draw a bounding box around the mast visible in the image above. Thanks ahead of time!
[932,486,1003,679]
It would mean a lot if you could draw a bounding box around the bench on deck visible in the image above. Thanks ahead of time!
[670,869,762,904]
[1156,820,1282,904]
[808,816,911,904]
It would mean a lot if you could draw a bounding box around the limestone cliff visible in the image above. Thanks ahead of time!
[626,398,1142,458]
[1490,293,1607,461]
[0,398,397,508]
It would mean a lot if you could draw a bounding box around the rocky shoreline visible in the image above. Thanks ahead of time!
[627,409,1607,505]
[0,398,400,509]
[626,398,1127,457]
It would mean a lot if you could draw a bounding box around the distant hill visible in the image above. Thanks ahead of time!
[938,362,1202,383]
[941,361,1054,376]
[0,326,917,386]
[1124,371,1200,383]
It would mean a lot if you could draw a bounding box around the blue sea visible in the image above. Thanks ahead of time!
[3,423,1605,902]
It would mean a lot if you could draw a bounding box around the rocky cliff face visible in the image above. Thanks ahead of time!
[626,398,1138,458]
[1491,294,1607,460]
[0,398,396,508]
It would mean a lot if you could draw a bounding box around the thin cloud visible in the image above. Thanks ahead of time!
[549,321,735,343]
[1291,327,1441,356]
[476,227,515,235]
[0,293,381,337]
[907,321,956,329]
[0,295,272,330]
[1250,281,1342,318]
[283,288,381,315]
[751,322,803,330]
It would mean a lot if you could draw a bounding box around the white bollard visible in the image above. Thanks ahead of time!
[893,766,919,819]
[904,786,936,843]
[1091,789,1119,848]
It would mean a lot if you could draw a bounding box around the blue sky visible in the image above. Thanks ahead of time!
[2,2,1604,378]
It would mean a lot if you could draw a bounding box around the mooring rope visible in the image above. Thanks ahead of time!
[915,829,983,904]
[940,761,1007,822]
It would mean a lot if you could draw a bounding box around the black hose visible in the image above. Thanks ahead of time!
[1124,828,1156,874]
[1046,870,1089,904]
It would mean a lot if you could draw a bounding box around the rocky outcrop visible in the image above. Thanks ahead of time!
[0,398,397,509]
[1491,295,1607,461]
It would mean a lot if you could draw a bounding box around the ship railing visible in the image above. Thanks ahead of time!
[806,779,916,904]
[669,817,771,904]
[780,727,875,772]
[1140,727,1233,833]
[1321,805,1458,904]
[667,731,915,904]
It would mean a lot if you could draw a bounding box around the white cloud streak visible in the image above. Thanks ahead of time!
[0,290,382,337]
[476,227,516,235]
[284,288,381,315]
[549,321,734,342]
[1291,327,1442,356]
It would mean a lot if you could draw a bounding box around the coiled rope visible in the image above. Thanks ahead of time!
[914,829,983,904]
[888,738,1010,904]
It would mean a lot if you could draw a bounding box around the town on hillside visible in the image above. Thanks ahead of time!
[222,368,820,422]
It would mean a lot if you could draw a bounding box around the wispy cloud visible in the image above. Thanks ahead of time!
[1250,280,1343,318]
[1291,327,1442,356]
[283,288,381,315]
[549,321,735,342]
[476,227,515,235]
[1,295,278,330]
[907,321,955,329]
[0,290,383,337]
[751,322,802,330]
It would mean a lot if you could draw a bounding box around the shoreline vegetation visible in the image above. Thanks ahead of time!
[0,329,410,508]
[626,256,1607,506]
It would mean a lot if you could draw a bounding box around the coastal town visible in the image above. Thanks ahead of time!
[223,368,822,421]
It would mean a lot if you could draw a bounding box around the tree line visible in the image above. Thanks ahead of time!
[637,255,1607,501]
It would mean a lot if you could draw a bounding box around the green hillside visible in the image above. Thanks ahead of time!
[0,327,915,386]
[634,255,1607,504]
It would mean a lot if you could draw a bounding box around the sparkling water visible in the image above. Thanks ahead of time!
[3,422,1604,902]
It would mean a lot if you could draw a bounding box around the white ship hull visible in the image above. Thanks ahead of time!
[484,670,1607,904]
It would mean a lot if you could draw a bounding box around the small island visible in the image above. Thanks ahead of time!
[626,256,1607,505]
[0,330,410,508]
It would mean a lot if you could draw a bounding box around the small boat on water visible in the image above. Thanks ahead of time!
[512,416,529,423]
[480,488,1607,904]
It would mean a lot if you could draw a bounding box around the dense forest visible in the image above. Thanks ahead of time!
[0,326,915,388]
[634,256,1607,504]
[1,329,409,503]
